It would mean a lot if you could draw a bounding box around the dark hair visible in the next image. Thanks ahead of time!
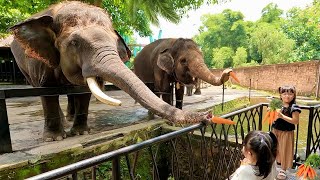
[278,85,296,106]
[243,131,278,178]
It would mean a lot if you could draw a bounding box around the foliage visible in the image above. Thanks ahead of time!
[195,1,317,68]
[233,47,248,67]
[249,22,295,64]
[194,9,248,67]
[281,2,320,61]
[260,3,284,25]
[0,0,58,37]
[212,47,234,68]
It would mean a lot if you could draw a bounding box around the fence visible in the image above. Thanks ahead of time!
[19,101,319,179]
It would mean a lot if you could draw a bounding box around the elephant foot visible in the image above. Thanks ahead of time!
[194,89,201,95]
[69,125,90,136]
[66,114,74,122]
[43,129,67,142]
[148,110,155,120]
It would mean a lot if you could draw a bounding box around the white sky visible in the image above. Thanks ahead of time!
[135,0,313,44]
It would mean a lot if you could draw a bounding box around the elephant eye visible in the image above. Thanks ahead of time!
[70,40,79,48]
[180,58,187,65]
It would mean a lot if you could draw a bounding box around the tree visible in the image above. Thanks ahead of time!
[233,47,247,67]
[212,47,234,68]
[282,2,320,61]
[250,23,295,64]
[260,3,283,24]
[194,9,248,66]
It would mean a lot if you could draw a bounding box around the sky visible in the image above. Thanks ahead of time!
[135,0,313,44]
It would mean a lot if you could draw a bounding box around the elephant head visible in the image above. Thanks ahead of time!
[10,1,208,124]
[157,38,231,86]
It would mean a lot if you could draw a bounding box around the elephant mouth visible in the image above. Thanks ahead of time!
[86,77,122,106]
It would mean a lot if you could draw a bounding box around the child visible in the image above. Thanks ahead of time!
[230,131,278,180]
[272,85,301,180]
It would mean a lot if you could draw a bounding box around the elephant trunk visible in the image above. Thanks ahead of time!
[87,50,208,124]
[189,60,223,86]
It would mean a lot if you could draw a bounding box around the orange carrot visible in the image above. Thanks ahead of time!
[263,111,270,123]
[296,166,305,177]
[229,71,240,83]
[269,111,274,124]
[212,116,236,125]
[310,167,316,179]
[272,111,278,122]
[298,164,305,170]
[304,166,310,179]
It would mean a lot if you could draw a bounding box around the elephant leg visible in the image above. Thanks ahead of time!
[194,79,201,95]
[70,93,91,136]
[66,95,75,122]
[161,83,173,106]
[41,96,66,141]
[186,85,193,96]
[175,84,185,109]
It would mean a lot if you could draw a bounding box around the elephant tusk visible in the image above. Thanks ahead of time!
[86,77,122,106]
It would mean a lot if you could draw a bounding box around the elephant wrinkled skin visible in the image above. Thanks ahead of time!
[10,1,209,142]
[134,38,232,109]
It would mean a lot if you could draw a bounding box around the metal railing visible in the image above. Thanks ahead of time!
[25,102,320,180]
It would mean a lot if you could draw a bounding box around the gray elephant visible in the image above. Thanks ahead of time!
[134,38,232,109]
[10,1,208,142]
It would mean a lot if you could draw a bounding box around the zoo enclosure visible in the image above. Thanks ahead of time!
[0,88,314,179]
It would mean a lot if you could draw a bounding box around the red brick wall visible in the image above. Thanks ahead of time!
[210,60,320,96]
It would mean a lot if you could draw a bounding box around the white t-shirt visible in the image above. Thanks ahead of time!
[230,162,277,180]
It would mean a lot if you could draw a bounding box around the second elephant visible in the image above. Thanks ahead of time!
[134,38,231,109]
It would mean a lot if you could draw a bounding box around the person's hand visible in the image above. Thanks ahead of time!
[276,110,284,119]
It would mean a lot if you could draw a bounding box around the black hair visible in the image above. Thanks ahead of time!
[243,131,278,178]
[278,85,296,106]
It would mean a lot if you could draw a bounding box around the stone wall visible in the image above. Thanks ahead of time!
[210,60,320,96]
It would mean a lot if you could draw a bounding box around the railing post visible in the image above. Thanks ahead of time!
[258,105,263,130]
[306,107,314,158]
[112,157,121,180]
[0,90,12,153]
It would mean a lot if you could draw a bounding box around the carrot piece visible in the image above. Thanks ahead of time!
[269,111,274,124]
[310,167,316,179]
[211,116,236,125]
[229,71,240,83]
[296,165,305,177]
[304,166,310,179]
[298,164,305,170]
[263,111,270,123]
[272,111,278,123]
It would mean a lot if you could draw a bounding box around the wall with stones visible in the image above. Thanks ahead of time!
[210,60,320,96]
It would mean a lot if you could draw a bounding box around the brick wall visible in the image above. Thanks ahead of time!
[210,60,320,96]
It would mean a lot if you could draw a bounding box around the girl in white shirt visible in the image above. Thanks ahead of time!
[230,131,278,180]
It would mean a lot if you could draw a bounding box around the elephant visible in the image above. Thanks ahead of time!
[134,38,232,109]
[186,78,202,96]
[10,1,208,142]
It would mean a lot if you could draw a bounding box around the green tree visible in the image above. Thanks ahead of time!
[212,47,234,68]
[250,23,295,64]
[282,1,320,60]
[233,47,247,67]
[194,9,248,66]
[260,3,283,24]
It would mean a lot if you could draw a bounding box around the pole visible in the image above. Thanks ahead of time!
[222,83,225,111]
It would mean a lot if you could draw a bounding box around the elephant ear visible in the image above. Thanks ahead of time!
[114,30,132,63]
[157,49,174,74]
[9,10,59,68]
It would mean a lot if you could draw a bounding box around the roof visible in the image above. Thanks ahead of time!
[0,35,13,48]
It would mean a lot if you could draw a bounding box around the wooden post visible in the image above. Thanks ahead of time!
[0,90,12,153]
